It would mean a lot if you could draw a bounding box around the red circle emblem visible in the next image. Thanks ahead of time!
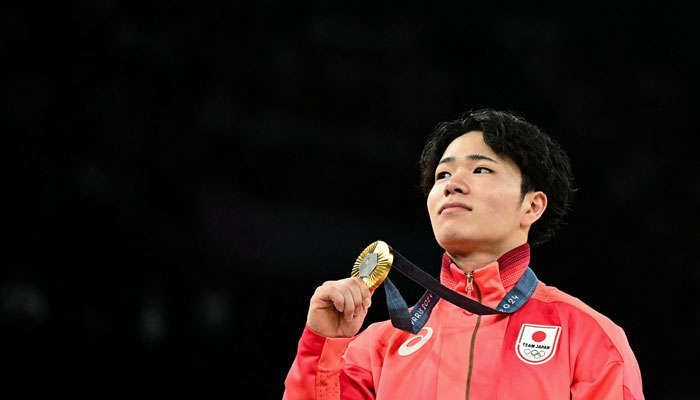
[532,331,547,342]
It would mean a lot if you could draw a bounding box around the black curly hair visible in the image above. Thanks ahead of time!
[419,109,576,245]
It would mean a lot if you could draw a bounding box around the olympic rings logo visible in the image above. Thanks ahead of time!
[522,349,546,359]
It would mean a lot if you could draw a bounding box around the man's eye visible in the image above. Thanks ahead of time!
[436,171,451,180]
[474,167,492,174]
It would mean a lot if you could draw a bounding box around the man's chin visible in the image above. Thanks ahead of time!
[436,236,480,253]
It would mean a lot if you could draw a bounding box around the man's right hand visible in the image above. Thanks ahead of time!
[306,277,373,338]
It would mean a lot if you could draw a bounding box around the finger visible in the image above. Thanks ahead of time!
[350,277,373,307]
[340,286,356,322]
[349,277,373,308]
[326,286,347,314]
[346,279,366,316]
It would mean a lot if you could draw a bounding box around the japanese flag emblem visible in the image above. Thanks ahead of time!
[515,324,561,365]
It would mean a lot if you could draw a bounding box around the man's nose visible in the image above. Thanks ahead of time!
[444,177,469,195]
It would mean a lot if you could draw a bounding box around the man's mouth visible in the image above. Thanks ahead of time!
[440,202,472,214]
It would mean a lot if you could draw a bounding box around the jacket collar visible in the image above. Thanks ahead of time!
[439,243,530,310]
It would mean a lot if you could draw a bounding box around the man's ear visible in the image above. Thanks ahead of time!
[521,191,547,228]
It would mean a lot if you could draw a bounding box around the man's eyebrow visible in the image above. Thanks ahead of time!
[437,154,499,165]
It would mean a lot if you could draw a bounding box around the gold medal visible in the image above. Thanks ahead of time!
[351,240,394,290]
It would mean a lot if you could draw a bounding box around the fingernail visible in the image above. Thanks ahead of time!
[364,298,371,307]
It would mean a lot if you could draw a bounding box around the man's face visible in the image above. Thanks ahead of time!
[427,131,530,254]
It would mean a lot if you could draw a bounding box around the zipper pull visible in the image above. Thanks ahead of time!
[465,272,473,298]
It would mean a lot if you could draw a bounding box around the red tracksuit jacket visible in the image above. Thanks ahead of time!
[284,244,644,399]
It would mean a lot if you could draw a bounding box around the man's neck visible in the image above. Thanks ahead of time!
[446,241,528,273]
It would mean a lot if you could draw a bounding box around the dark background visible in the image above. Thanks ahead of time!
[4,1,699,399]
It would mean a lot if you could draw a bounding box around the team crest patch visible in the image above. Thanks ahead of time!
[515,324,561,365]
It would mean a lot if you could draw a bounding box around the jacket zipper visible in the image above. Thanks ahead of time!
[465,272,482,400]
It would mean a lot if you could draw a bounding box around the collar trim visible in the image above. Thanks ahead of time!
[439,243,531,292]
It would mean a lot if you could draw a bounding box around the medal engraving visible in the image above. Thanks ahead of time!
[359,253,378,278]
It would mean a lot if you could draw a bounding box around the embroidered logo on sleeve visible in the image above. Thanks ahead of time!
[398,327,433,356]
[515,324,561,365]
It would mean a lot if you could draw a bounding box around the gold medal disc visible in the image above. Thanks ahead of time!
[351,241,394,290]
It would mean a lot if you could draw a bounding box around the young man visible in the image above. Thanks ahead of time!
[283,109,644,399]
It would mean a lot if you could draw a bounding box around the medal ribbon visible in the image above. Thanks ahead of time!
[383,249,539,334]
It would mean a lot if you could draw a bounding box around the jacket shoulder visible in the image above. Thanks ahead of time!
[531,282,644,398]
[532,282,627,340]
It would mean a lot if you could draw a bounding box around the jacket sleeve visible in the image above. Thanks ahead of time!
[570,319,644,400]
[283,325,375,400]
